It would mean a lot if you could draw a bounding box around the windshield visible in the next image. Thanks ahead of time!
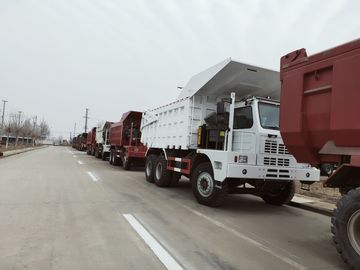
[258,102,280,130]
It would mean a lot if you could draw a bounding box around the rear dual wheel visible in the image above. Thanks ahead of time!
[122,155,131,170]
[145,155,180,186]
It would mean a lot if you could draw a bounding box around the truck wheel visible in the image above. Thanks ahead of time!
[332,187,360,270]
[191,162,226,207]
[321,163,334,176]
[145,155,155,183]
[109,150,114,165]
[113,152,120,166]
[169,172,181,187]
[261,181,295,206]
[122,156,131,170]
[154,155,171,187]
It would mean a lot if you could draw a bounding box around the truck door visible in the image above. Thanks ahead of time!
[232,106,256,165]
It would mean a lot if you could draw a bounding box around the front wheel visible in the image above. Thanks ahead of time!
[332,187,360,270]
[261,181,295,206]
[191,162,226,207]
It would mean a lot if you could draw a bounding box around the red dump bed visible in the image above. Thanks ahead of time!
[86,127,96,145]
[280,39,360,166]
[109,111,143,147]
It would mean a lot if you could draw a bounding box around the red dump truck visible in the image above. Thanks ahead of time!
[73,133,87,151]
[108,111,147,170]
[280,39,360,269]
[86,127,97,155]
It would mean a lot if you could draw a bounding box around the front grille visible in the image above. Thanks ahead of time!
[278,144,290,155]
[264,140,290,155]
[264,140,277,154]
[265,168,290,179]
[264,157,290,167]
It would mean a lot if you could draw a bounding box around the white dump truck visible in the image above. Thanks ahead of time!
[141,59,319,206]
[94,121,113,160]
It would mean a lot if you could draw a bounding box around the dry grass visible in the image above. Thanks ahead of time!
[295,179,341,204]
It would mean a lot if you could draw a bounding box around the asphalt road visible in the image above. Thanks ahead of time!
[0,146,348,270]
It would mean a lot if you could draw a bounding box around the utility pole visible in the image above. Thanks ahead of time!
[17,111,22,126]
[73,122,76,137]
[83,108,89,133]
[1,100,8,128]
[32,116,37,146]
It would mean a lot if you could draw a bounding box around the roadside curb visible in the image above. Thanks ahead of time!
[0,145,49,158]
[288,201,333,217]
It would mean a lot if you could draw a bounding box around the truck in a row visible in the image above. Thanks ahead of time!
[72,39,360,269]
[280,39,360,269]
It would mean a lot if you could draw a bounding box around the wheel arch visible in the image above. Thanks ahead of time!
[191,154,212,176]
[324,164,360,189]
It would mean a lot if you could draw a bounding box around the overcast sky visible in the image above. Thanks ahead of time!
[1,0,359,139]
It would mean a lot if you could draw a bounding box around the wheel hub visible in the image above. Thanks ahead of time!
[348,208,360,256]
[156,163,162,180]
[146,161,152,176]
[197,172,214,197]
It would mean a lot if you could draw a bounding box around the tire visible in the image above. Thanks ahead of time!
[102,152,107,161]
[113,151,120,166]
[169,172,181,187]
[109,150,114,165]
[191,162,226,207]
[154,155,171,187]
[122,155,131,170]
[145,155,156,183]
[332,187,360,270]
[321,163,334,176]
[261,181,295,206]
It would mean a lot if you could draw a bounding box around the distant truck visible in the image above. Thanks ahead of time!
[108,111,147,170]
[94,121,113,160]
[141,59,319,206]
[280,39,360,269]
[86,127,97,155]
[73,133,87,151]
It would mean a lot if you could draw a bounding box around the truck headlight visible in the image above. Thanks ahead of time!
[238,155,248,164]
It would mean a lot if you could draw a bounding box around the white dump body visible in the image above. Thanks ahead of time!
[96,124,105,145]
[141,58,280,150]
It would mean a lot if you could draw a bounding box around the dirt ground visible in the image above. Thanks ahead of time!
[0,144,38,153]
[295,179,341,204]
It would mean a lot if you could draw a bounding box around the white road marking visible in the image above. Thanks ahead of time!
[78,160,84,165]
[123,214,183,270]
[180,205,307,270]
[73,155,77,158]
[87,171,99,182]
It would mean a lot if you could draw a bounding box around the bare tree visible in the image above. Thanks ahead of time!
[20,118,32,144]
[39,119,50,140]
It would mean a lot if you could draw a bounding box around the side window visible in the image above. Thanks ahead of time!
[233,106,253,129]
